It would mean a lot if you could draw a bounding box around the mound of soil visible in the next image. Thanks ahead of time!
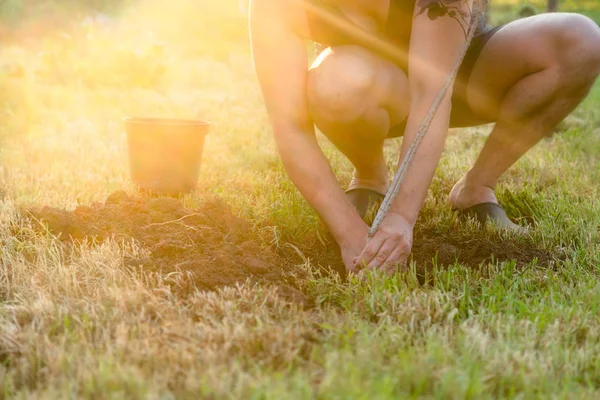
[27,192,306,299]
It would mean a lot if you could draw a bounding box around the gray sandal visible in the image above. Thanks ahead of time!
[459,202,528,234]
[346,188,385,219]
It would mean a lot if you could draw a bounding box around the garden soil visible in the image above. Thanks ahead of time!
[27,192,562,294]
[27,191,306,302]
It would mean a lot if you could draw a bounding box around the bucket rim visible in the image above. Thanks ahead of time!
[123,117,211,127]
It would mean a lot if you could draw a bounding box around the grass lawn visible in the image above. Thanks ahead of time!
[489,0,600,24]
[0,0,599,398]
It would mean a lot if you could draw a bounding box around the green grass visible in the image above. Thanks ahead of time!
[489,0,600,24]
[0,0,600,398]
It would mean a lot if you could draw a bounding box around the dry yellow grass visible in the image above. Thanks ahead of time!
[0,0,599,398]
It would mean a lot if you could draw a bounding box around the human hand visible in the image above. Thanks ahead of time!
[353,212,413,275]
[339,222,370,275]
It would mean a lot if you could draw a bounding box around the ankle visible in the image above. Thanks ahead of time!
[462,171,496,190]
[449,176,498,210]
[348,164,389,195]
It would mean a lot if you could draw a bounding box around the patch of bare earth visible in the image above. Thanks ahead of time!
[26,191,563,292]
[412,226,562,269]
[26,191,307,303]
[410,225,564,282]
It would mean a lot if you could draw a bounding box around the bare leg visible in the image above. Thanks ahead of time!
[307,46,410,215]
[450,14,600,219]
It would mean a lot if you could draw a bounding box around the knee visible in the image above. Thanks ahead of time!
[307,46,380,123]
[554,14,600,78]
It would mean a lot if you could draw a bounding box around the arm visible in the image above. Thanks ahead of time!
[355,0,475,273]
[250,0,369,260]
[391,0,475,224]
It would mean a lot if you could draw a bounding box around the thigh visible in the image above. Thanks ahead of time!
[459,13,578,124]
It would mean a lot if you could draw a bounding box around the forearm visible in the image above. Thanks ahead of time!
[383,0,477,226]
[275,130,366,243]
[390,95,452,225]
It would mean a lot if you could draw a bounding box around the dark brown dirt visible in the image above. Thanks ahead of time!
[410,226,563,279]
[27,191,307,301]
[412,228,556,268]
[25,191,564,295]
